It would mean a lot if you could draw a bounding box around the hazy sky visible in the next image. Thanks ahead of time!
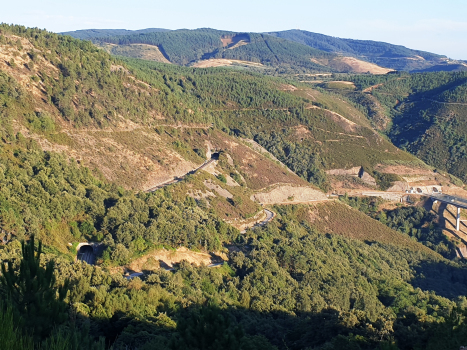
[3,0,467,59]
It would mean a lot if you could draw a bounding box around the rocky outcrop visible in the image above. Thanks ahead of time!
[326,166,376,187]
[326,167,361,176]
[386,181,409,192]
[226,210,268,231]
[252,185,327,204]
[360,171,377,187]
[204,180,233,199]
[456,245,467,258]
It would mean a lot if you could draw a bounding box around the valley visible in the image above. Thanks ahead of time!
[1,23,467,350]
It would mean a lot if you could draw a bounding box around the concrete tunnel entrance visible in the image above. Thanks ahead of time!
[77,244,95,264]
[78,245,93,254]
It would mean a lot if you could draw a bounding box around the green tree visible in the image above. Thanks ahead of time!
[0,235,69,339]
[0,302,33,350]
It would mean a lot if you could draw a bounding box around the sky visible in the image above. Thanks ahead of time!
[3,0,467,59]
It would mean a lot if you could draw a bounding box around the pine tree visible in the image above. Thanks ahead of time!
[0,235,69,340]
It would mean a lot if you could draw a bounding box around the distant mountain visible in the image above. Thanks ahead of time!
[266,29,464,72]
[65,28,337,72]
[60,28,170,40]
[61,27,465,73]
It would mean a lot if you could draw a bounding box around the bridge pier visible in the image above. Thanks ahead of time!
[428,194,467,232]
[457,206,461,231]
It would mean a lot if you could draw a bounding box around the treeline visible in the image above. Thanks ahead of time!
[61,28,170,40]
[210,33,332,71]
[95,29,229,65]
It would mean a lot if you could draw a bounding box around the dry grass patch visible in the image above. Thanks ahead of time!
[191,59,264,68]
[300,201,437,254]
[126,247,220,273]
[99,43,171,63]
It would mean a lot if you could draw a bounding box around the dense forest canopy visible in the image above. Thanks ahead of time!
[3,204,467,349]
[60,28,171,40]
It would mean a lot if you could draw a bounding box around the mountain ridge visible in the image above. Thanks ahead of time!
[60,27,466,72]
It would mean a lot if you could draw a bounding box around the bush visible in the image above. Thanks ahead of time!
[217,174,227,183]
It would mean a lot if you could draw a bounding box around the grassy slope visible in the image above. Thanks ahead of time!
[294,201,436,254]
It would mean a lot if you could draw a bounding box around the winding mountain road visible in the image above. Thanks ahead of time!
[123,152,277,280]
[125,262,226,279]
[240,209,275,233]
[422,98,467,106]
[145,153,219,192]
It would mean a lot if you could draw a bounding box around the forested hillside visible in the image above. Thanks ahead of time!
[89,28,333,72]
[0,23,423,192]
[62,27,467,73]
[329,72,467,182]
[266,29,456,71]
[2,24,467,350]
[60,28,170,40]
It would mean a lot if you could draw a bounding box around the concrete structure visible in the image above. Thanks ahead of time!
[429,193,467,231]
[361,191,405,201]
[407,186,442,194]
[76,242,102,265]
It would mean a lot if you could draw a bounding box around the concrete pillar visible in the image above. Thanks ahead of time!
[457,206,461,231]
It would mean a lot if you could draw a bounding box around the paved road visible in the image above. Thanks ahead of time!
[422,98,467,106]
[241,209,275,233]
[430,193,467,210]
[145,153,219,192]
[77,246,95,265]
[261,209,275,226]
[207,262,224,268]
